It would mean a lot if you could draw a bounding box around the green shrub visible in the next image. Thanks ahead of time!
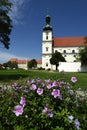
[0,77,87,130]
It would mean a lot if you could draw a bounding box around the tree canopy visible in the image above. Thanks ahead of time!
[27,59,37,69]
[3,61,18,69]
[0,0,12,49]
[50,51,66,70]
[79,47,87,66]
[78,36,87,66]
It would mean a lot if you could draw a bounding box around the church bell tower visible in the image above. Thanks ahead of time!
[42,15,53,69]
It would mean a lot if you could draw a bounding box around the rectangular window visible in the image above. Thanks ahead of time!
[46,35,48,40]
[63,50,66,53]
[46,63,48,66]
[72,50,75,53]
[46,47,48,51]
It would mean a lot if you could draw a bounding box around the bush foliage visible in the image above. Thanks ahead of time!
[0,77,87,130]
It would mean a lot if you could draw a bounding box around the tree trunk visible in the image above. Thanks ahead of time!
[56,65,57,70]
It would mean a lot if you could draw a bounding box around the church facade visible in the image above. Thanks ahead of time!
[9,15,86,71]
[42,15,85,70]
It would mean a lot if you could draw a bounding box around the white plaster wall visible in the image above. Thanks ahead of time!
[54,47,79,53]
[42,55,51,69]
[18,64,27,70]
[42,32,52,41]
[54,46,80,62]
[37,64,42,68]
[42,42,52,54]
[62,55,76,62]
[58,62,87,72]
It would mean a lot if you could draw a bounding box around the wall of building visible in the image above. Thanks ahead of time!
[37,63,42,68]
[18,64,28,70]
[54,46,80,62]
[57,62,87,72]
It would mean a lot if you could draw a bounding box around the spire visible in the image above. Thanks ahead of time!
[46,15,50,25]
[43,15,52,31]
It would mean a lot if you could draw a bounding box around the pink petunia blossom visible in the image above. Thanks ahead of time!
[37,88,43,95]
[12,82,17,87]
[20,97,26,107]
[13,105,23,116]
[47,84,52,89]
[51,89,60,98]
[30,84,37,90]
[42,107,49,114]
[52,81,58,87]
[45,79,50,83]
[42,107,54,118]
[71,77,77,83]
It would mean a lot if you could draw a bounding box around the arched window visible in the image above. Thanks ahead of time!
[73,55,76,57]
[63,50,66,53]
[46,47,48,51]
[64,55,66,57]
[72,50,75,53]
[55,50,58,53]
[46,35,48,40]
[46,63,48,66]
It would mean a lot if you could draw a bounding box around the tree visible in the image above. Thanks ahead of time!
[27,59,37,69]
[3,61,18,69]
[0,0,12,49]
[78,36,87,66]
[50,51,66,70]
[84,36,87,45]
[79,46,87,66]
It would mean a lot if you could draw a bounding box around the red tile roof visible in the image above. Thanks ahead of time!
[10,59,42,64]
[53,36,85,47]
[10,59,28,64]
[36,60,42,64]
[10,58,17,62]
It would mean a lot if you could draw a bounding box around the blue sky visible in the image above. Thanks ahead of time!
[0,0,87,63]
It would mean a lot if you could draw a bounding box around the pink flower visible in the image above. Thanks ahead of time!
[30,84,37,90]
[12,82,17,87]
[71,77,77,83]
[42,107,54,118]
[47,84,52,89]
[13,105,23,116]
[42,107,49,113]
[45,79,50,83]
[51,89,60,98]
[20,97,26,107]
[52,81,57,87]
[37,88,43,95]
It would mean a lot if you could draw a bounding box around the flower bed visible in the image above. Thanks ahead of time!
[0,77,87,130]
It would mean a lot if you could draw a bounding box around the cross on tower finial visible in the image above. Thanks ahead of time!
[46,8,50,15]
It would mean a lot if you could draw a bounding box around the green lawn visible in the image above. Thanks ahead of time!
[0,69,87,90]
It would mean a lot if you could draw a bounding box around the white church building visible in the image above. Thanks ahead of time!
[9,15,87,72]
[42,15,86,71]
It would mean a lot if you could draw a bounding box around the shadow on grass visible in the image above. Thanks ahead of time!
[0,74,28,82]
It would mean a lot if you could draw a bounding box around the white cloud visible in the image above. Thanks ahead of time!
[9,0,32,24]
[0,51,28,63]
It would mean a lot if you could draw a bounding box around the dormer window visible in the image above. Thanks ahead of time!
[46,47,48,51]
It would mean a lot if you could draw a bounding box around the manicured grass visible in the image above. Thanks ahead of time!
[0,69,87,89]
